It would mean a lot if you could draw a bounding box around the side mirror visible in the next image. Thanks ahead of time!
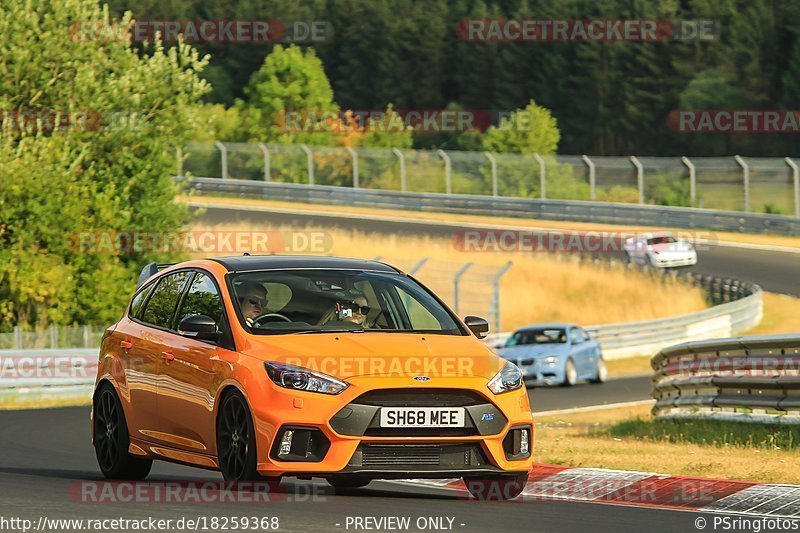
[464,316,489,339]
[179,314,221,342]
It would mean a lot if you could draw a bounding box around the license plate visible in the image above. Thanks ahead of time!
[379,407,465,428]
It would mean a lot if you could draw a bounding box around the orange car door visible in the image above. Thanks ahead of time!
[132,270,191,445]
[156,271,232,455]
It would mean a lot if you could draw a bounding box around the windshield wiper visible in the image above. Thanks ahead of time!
[293,328,365,334]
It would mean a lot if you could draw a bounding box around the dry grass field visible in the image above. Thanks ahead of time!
[186,221,709,332]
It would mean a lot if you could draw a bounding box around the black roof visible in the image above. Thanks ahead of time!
[210,255,401,273]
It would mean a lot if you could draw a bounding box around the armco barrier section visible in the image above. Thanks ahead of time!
[651,334,800,423]
[0,349,96,405]
[485,276,762,360]
[183,177,800,236]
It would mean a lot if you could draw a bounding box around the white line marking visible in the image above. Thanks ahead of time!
[534,399,655,417]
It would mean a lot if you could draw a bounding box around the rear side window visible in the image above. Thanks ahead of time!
[140,271,190,330]
[128,283,154,320]
[177,273,224,327]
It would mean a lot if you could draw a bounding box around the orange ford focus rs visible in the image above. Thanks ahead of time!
[92,256,533,500]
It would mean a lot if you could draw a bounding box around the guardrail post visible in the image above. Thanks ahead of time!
[300,144,314,185]
[257,143,270,181]
[437,149,452,194]
[13,325,22,349]
[50,324,57,349]
[534,153,546,199]
[392,148,406,192]
[483,151,498,197]
[345,147,359,188]
[630,155,644,204]
[214,141,228,180]
[734,155,750,212]
[582,154,596,201]
[453,262,473,314]
[409,257,428,275]
[491,262,513,332]
[176,146,183,177]
[83,325,91,348]
[785,157,800,217]
[681,156,697,207]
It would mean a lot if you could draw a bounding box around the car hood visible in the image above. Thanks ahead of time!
[241,332,505,379]
[498,344,570,358]
[650,242,694,253]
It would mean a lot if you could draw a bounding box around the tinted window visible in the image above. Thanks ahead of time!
[140,272,190,329]
[129,283,154,319]
[229,270,462,335]
[505,328,566,346]
[177,273,223,328]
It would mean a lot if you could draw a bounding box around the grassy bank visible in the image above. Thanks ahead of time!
[535,404,800,483]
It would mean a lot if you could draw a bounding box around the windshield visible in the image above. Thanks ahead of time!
[647,236,677,245]
[505,328,567,346]
[229,269,463,335]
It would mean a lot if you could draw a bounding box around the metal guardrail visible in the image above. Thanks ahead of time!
[183,177,800,236]
[0,349,96,405]
[651,334,800,424]
[486,273,762,360]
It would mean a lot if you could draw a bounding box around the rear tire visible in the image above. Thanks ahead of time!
[93,383,152,480]
[589,358,608,384]
[561,358,577,387]
[463,474,528,501]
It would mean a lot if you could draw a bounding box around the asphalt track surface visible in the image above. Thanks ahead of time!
[0,407,734,533]
[194,204,800,296]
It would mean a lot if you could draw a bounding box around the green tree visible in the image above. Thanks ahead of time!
[482,100,560,154]
[0,0,209,329]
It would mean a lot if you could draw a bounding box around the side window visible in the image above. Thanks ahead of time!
[178,273,224,328]
[393,286,441,330]
[569,328,583,344]
[129,283,154,320]
[140,272,190,330]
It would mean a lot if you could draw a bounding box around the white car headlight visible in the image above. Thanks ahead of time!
[264,362,348,395]
[541,356,558,364]
[487,361,524,394]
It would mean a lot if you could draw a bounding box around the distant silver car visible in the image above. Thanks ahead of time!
[624,232,697,268]
[497,323,606,386]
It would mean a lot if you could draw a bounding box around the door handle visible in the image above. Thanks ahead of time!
[161,351,175,363]
[120,340,133,350]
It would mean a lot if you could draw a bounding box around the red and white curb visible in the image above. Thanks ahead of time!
[396,464,800,518]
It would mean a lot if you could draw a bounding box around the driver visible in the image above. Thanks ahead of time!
[237,281,268,327]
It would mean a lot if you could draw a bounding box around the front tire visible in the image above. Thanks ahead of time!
[463,474,528,501]
[561,358,577,387]
[93,383,152,480]
[217,390,275,483]
[327,476,371,491]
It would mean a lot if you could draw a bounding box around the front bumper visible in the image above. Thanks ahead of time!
[514,358,563,385]
[653,254,697,267]
[248,376,534,478]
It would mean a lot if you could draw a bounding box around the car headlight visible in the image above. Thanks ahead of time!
[487,361,524,394]
[264,362,348,395]
[541,356,558,364]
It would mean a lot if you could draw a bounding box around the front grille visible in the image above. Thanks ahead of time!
[362,445,440,466]
[351,443,488,469]
[354,388,486,407]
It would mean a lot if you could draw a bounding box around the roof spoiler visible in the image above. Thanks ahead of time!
[136,262,175,289]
